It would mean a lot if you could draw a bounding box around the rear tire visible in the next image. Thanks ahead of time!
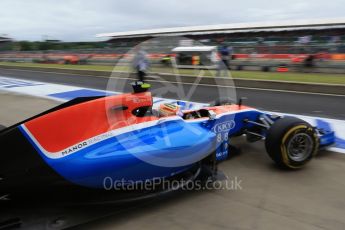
[265,117,318,169]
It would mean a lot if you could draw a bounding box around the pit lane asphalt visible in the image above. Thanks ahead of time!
[0,68,344,120]
[1,91,345,230]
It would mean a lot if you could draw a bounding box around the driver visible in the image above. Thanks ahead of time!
[158,103,181,117]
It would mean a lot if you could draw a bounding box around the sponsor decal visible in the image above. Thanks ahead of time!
[129,97,151,104]
[62,142,88,156]
[58,131,115,157]
[212,120,236,133]
[60,132,116,156]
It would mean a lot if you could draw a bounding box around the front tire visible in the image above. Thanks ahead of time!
[265,117,319,169]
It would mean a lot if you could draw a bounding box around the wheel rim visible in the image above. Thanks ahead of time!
[287,133,313,162]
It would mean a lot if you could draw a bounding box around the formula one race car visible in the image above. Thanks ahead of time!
[0,82,335,203]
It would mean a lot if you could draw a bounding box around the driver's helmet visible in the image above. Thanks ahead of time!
[159,103,180,117]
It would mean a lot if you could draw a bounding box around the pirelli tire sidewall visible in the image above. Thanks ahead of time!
[265,117,319,169]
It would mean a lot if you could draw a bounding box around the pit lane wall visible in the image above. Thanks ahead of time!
[0,76,344,154]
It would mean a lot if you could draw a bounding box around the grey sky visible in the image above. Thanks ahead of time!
[1,0,344,41]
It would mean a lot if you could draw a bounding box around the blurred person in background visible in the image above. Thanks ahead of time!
[161,54,172,66]
[220,45,231,70]
[217,44,231,77]
[133,48,149,82]
[303,54,315,73]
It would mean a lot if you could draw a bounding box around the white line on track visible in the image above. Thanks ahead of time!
[2,67,345,97]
